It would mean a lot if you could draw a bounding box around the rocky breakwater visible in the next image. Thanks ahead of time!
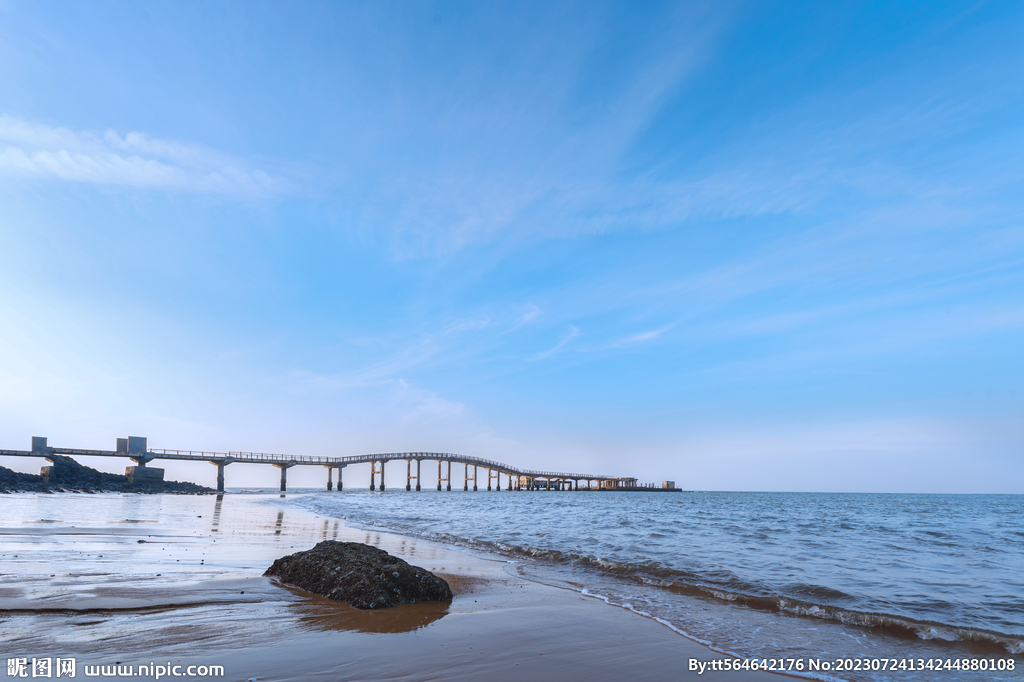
[265,540,453,609]
[0,455,212,494]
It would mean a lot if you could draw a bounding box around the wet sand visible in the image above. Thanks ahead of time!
[0,492,788,681]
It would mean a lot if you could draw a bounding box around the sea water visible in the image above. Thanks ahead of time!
[294,489,1024,682]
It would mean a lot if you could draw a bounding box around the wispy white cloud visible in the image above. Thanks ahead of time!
[0,114,285,196]
[616,325,672,345]
[502,304,542,334]
[392,379,468,426]
[444,316,493,334]
[531,325,579,360]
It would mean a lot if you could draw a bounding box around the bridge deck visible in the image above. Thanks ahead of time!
[0,446,620,482]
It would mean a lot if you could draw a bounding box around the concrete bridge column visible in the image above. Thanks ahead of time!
[209,459,234,493]
[370,463,376,491]
[464,463,468,491]
[326,467,333,491]
[437,460,442,491]
[487,469,492,491]
[337,466,344,491]
[497,472,502,491]
[473,465,478,491]
[380,460,386,491]
[416,459,421,491]
[446,461,451,491]
[274,463,295,492]
[406,460,412,491]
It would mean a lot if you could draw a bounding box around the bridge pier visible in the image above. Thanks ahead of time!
[368,461,386,491]
[325,465,346,491]
[446,461,451,491]
[209,459,234,493]
[464,462,468,491]
[274,462,296,492]
[473,465,478,491]
[326,466,333,491]
[437,460,442,491]
[416,459,421,491]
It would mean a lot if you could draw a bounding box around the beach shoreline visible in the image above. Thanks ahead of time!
[0,491,790,681]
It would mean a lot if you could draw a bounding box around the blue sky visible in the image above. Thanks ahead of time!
[1,1,1022,492]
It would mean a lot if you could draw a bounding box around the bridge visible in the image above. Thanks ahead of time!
[0,436,676,493]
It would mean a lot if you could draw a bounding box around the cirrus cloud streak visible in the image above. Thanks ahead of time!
[0,114,284,197]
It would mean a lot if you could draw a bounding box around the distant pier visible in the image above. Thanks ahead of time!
[1,436,683,493]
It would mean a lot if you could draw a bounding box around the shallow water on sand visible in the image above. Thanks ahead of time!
[297,489,1024,682]
[0,493,467,657]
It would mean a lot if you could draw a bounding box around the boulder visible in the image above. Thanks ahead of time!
[264,540,453,609]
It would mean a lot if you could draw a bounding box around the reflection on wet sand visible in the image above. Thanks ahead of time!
[211,493,223,530]
[288,592,449,634]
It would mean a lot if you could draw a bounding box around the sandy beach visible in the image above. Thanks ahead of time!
[0,492,789,681]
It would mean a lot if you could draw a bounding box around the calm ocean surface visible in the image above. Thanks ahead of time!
[293,489,1024,682]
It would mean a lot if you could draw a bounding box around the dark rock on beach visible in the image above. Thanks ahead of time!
[264,540,453,609]
[0,455,212,494]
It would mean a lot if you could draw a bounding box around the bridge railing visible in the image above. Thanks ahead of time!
[147,448,616,480]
